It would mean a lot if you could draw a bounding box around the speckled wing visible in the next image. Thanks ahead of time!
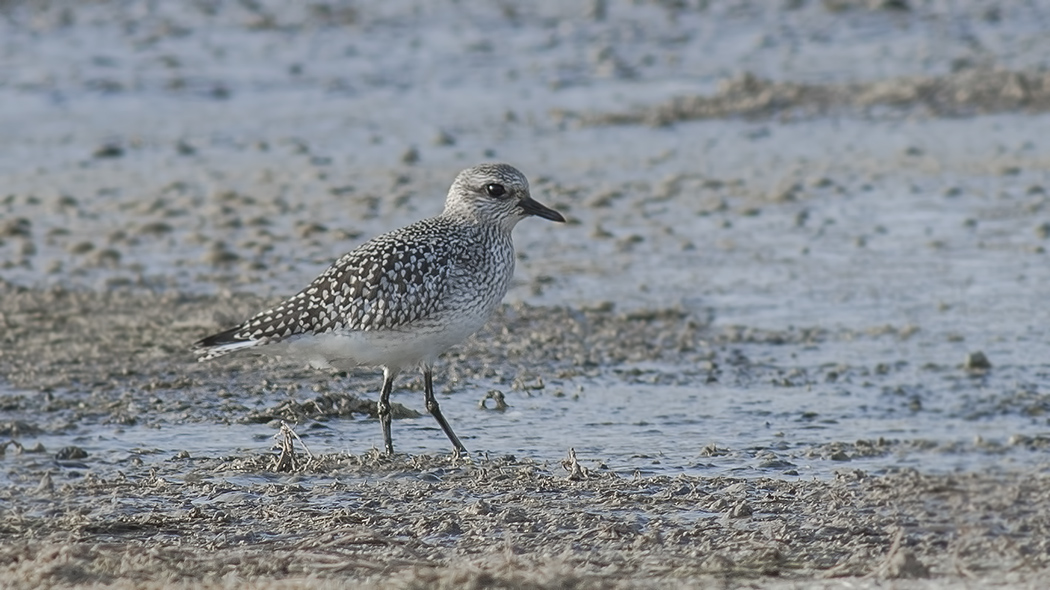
[194,221,455,361]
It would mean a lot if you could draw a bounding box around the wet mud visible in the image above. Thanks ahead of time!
[3,276,1049,588]
[4,0,1050,588]
[3,452,1049,589]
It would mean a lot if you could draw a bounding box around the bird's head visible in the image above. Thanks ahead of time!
[443,163,565,230]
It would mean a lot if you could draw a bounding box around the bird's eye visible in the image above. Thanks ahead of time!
[485,183,506,198]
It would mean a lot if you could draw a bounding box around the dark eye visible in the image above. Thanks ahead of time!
[485,183,506,198]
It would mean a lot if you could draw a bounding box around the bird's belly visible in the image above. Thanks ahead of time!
[270,315,489,371]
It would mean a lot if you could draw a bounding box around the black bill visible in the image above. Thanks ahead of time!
[518,196,565,222]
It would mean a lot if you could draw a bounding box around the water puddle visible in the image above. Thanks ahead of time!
[5,357,1049,489]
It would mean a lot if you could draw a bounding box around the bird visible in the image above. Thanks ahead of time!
[193,163,565,456]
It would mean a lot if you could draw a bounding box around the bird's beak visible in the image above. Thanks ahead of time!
[518,196,565,222]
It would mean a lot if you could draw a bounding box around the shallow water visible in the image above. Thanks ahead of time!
[5,344,1049,490]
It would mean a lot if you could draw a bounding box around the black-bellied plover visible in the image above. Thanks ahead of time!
[193,163,564,456]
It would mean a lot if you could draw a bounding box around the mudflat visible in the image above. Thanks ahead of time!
[3,1,1050,588]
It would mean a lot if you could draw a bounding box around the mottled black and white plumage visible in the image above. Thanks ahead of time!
[193,163,565,456]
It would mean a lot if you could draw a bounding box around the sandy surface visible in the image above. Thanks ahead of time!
[3,452,1050,589]
[3,0,1050,588]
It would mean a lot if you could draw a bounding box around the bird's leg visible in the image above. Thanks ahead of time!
[378,367,397,455]
[423,366,468,457]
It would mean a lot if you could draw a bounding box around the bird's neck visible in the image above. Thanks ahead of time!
[439,208,519,235]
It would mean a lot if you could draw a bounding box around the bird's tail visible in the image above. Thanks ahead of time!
[192,326,261,361]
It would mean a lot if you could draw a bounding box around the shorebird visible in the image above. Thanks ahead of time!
[193,163,564,456]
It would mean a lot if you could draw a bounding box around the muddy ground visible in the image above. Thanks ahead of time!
[2,284,1048,588]
[4,0,1050,588]
[3,451,1049,589]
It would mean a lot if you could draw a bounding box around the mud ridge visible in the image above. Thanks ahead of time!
[571,69,1050,127]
